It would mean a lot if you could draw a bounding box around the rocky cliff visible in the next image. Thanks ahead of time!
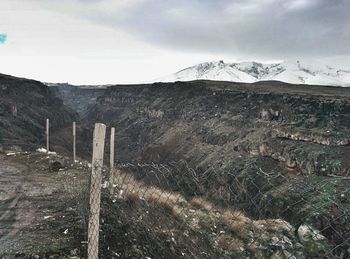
[0,74,78,151]
[49,83,106,116]
[2,76,350,256]
[83,81,349,173]
[78,80,350,256]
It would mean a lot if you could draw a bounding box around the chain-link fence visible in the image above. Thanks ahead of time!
[1,119,349,258]
[81,160,350,259]
[62,166,91,257]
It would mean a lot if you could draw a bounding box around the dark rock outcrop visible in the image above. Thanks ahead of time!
[49,83,106,115]
[79,81,349,176]
[0,74,78,151]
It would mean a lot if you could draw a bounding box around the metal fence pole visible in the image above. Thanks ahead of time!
[88,123,106,259]
[109,127,115,196]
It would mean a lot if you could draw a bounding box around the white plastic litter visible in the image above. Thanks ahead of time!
[36,148,57,155]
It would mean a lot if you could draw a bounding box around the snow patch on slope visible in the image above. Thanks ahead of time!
[155,60,350,87]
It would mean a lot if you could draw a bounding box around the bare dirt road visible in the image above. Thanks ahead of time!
[0,152,85,258]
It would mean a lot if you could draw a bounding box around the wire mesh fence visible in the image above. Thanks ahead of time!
[88,160,350,259]
[1,119,349,258]
[63,169,91,258]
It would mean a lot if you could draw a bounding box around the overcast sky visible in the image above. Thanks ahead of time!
[0,0,349,84]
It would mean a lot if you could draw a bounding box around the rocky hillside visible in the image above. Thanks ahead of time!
[84,80,350,167]
[48,83,106,116]
[2,75,349,257]
[79,80,350,256]
[0,74,78,151]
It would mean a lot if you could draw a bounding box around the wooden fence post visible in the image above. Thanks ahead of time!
[109,127,115,196]
[46,118,49,153]
[73,121,76,161]
[88,123,106,259]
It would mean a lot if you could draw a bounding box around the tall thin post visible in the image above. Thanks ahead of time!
[73,121,76,161]
[46,119,49,153]
[88,123,106,259]
[109,127,115,196]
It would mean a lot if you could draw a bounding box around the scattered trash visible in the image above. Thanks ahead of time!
[63,229,69,235]
[6,152,17,156]
[102,181,109,188]
[36,148,57,155]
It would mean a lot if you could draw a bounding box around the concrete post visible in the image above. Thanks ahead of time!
[88,123,106,259]
[46,119,49,153]
[73,121,76,161]
[109,127,115,196]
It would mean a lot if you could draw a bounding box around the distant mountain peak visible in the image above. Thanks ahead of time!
[155,60,350,87]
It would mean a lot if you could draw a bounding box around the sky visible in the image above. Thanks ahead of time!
[0,0,349,84]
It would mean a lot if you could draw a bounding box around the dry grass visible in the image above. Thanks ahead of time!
[253,218,294,233]
[111,167,297,257]
[114,172,186,218]
[124,190,140,208]
[147,190,175,210]
[222,209,253,239]
[190,196,214,211]
[270,251,285,259]
[144,188,185,219]
[217,234,245,254]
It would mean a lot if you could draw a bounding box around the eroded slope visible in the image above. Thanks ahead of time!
[81,80,350,256]
[0,74,78,151]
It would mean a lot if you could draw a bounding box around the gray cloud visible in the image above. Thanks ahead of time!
[81,0,350,60]
[28,0,350,60]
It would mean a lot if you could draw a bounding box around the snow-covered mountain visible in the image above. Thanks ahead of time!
[155,60,350,87]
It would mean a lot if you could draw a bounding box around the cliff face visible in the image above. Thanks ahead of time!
[83,81,349,175]
[0,74,78,151]
[49,83,105,115]
[79,81,350,252]
[3,77,350,256]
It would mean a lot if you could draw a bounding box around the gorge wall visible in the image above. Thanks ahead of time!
[3,77,350,255]
[0,74,77,151]
[81,80,349,176]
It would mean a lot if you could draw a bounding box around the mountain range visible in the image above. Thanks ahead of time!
[155,60,350,87]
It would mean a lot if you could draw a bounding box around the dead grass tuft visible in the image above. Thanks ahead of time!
[190,196,214,211]
[223,209,252,239]
[217,234,244,254]
[146,190,179,217]
[124,191,140,208]
[227,239,245,253]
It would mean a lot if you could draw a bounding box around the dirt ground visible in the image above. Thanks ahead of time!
[0,152,86,258]
[0,151,347,258]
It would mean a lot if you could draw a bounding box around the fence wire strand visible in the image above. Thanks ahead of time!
[68,160,350,259]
